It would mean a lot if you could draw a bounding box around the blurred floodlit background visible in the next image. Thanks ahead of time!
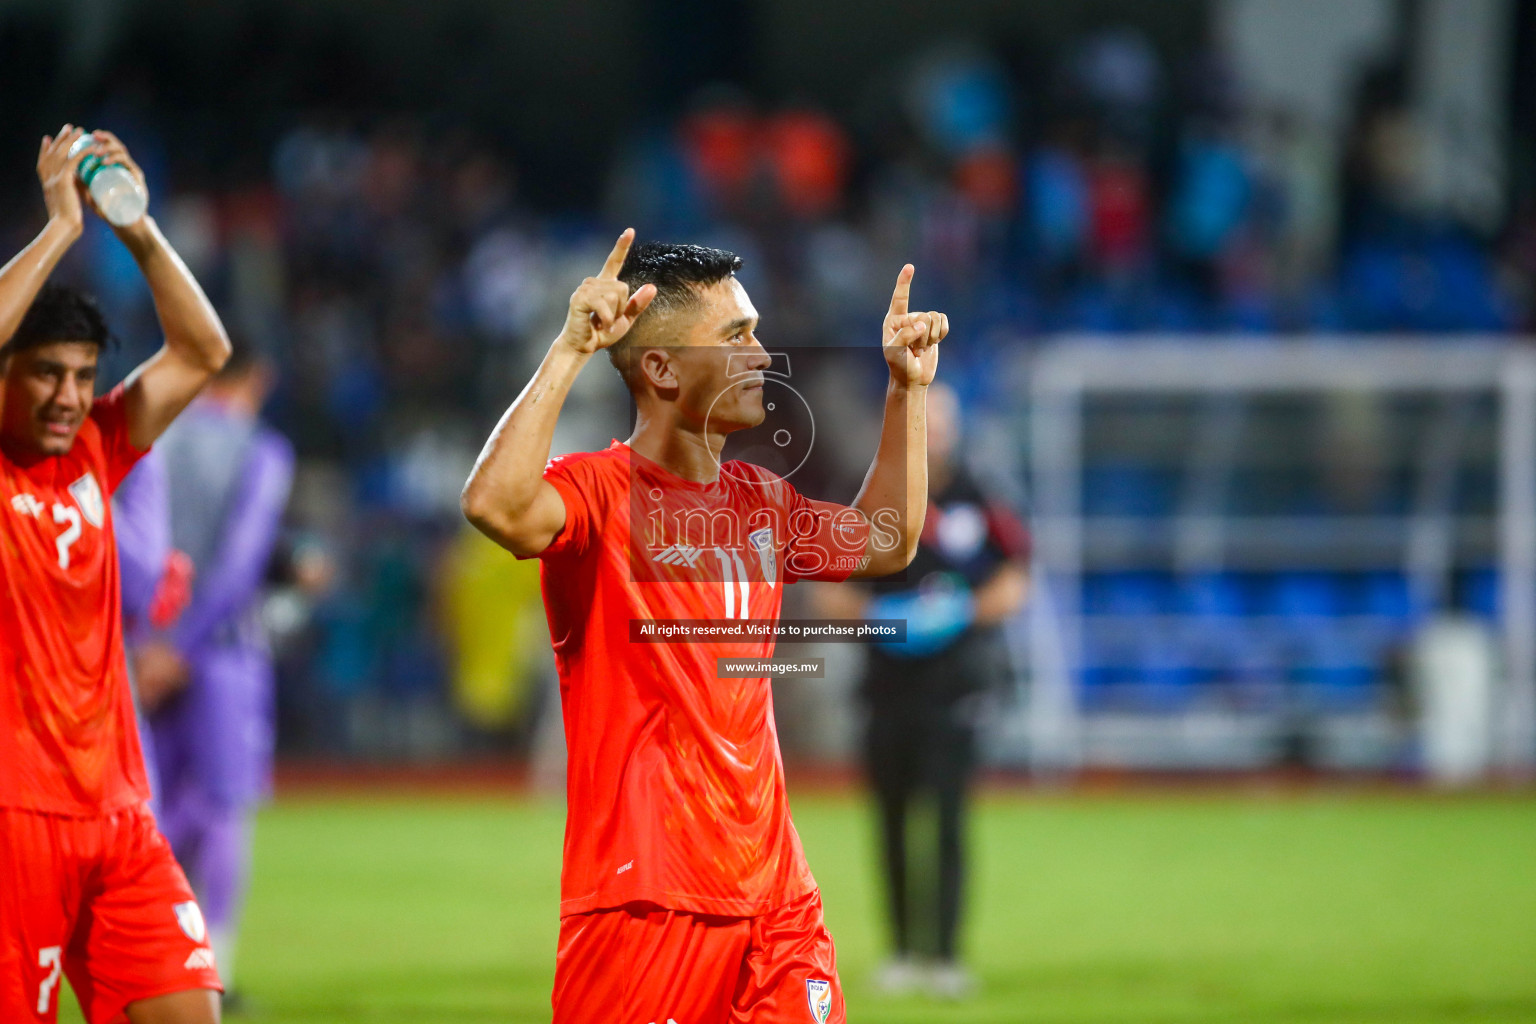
[6,0,1536,777]
[11,1,1536,1022]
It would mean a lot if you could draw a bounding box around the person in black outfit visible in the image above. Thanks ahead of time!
[816,384,1029,998]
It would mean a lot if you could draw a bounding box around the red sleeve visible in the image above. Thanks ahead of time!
[779,481,872,583]
[531,453,613,561]
[89,385,149,494]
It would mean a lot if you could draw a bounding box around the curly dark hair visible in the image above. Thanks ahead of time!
[3,283,113,356]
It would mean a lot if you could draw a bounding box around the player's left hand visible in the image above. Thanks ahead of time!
[881,264,947,388]
[82,130,151,234]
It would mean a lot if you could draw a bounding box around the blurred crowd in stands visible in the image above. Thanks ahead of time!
[12,29,1533,757]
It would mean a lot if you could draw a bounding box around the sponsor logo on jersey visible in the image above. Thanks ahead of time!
[749,527,776,584]
[806,978,832,1023]
[173,901,207,943]
[68,473,104,529]
[652,544,705,568]
[10,493,44,518]
[183,948,217,971]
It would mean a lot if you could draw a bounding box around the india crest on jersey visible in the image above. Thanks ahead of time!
[68,472,105,528]
[173,901,207,943]
[806,978,832,1023]
[749,527,776,584]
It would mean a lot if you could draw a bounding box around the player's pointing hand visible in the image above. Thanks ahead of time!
[559,228,658,356]
[881,264,948,388]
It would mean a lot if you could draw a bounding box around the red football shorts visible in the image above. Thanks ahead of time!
[553,888,844,1024]
[0,803,222,1023]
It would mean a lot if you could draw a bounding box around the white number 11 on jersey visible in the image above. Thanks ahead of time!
[713,548,751,619]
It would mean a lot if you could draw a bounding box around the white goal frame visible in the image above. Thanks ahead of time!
[1023,339,1536,776]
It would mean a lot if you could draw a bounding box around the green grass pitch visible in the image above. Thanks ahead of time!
[59,789,1536,1022]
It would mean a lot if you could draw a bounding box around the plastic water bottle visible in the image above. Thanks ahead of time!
[67,133,147,228]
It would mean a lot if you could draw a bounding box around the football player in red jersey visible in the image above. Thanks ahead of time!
[0,127,232,1024]
[462,229,947,1024]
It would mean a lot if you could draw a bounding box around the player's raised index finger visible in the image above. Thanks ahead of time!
[599,228,636,280]
[888,264,915,316]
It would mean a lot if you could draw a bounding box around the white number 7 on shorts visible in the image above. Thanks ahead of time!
[36,945,62,1013]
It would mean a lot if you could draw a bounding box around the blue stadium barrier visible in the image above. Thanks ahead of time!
[1179,572,1248,617]
[1265,571,1347,619]
[1082,466,1178,517]
[1358,570,1414,622]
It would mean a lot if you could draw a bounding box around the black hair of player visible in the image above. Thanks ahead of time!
[617,242,743,309]
[610,242,743,381]
[3,283,114,358]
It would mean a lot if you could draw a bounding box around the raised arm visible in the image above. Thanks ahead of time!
[461,229,656,556]
[0,128,90,360]
[850,264,948,578]
[81,132,232,449]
